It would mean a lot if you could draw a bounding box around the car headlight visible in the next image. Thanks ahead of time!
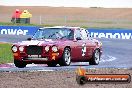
[45,46,50,52]
[52,46,58,52]
[19,46,24,52]
[12,46,18,52]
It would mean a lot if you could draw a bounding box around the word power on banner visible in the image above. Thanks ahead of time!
[0,26,39,35]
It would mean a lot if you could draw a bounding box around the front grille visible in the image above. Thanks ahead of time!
[26,46,43,55]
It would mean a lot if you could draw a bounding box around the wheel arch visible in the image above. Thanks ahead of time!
[64,46,71,51]
[89,47,100,65]
[94,47,100,52]
[59,46,71,66]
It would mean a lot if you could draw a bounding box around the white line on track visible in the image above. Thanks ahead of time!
[100,55,117,62]
[26,64,39,67]
[27,70,54,72]
[77,55,117,65]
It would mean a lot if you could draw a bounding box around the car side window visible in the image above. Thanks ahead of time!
[63,29,74,40]
[80,29,88,40]
[68,30,74,40]
[75,29,82,40]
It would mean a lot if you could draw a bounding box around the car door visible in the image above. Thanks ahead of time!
[79,29,89,58]
[85,29,96,58]
[71,29,83,61]
[88,38,97,57]
[80,28,93,60]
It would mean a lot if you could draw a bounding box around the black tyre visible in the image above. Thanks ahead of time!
[47,62,57,67]
[59,48,71,66]
[14,60,27,68]
[76,76,87,85]
[89,49,100,65]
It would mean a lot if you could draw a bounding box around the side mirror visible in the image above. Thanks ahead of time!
[27,38,32,41]
[76,37,82,40]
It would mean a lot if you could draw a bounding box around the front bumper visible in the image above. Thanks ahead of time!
[13,52,61,64]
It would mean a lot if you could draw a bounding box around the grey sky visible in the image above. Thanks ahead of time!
[0,0,132,8]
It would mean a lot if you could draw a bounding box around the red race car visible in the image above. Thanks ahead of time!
[11,26,102,68]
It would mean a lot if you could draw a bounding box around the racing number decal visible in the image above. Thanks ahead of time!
[82,44,86,56]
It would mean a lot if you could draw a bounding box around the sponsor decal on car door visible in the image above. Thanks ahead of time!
[82,43,86,56]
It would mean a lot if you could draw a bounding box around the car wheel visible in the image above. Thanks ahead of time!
[59,48,71,66]
[89,49,100,65]
[14,60,27,68]
[47,62,57,67]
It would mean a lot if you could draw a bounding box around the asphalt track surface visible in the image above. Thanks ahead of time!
[0,35,132,72]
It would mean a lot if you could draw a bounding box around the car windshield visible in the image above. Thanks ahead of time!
[33,28,74,40]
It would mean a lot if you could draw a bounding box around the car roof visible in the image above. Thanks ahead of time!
[39,26,81,30]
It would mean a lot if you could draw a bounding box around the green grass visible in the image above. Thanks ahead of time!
[0,43,13,64]
[0,22,119,29]
[0,22,36,26]
[0,22,55,27]
[0,21,132,29]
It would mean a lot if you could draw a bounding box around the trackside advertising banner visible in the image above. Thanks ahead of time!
[0,26,132,39]
[88,28,132,39]
[0,26,40,35]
